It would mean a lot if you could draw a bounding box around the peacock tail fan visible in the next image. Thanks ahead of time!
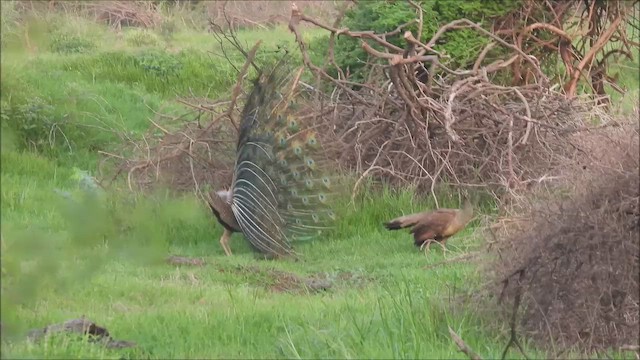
[231,59,337,257]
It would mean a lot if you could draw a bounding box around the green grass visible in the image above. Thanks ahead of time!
[1,152,519,359]
[1,5,638,360]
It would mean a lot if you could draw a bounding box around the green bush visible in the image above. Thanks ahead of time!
[0,63,163,166]
[125,28,160,47]
[49,33,96,54]
[135,49,182,79]
[0,97,69,153]
[309,0,521,82]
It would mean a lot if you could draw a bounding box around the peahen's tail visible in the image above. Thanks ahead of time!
[230,60,336,257]
[383,213,423,230]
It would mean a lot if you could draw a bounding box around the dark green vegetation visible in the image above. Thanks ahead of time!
[1,2,637,359]
[310,0,521,81]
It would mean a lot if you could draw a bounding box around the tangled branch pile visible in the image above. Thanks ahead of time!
[493,0,638,100]
[491,124,639,353]
[287,2,631,199]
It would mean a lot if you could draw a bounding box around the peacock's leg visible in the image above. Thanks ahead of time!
[420,240,433,257]
[438,240,447,258]
[220,228,232,256]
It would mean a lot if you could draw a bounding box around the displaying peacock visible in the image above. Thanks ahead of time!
[207,61,336,258]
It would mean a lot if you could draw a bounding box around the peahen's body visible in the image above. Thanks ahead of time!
[207,62,335,258]
[384,199,474,255]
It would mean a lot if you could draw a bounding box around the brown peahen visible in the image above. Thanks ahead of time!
[206,61,335,258]
[384,199,474,256]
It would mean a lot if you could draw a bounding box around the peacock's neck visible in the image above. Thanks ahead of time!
[216,189,233,204]
[460,202,474,223]
[209,189,241,232]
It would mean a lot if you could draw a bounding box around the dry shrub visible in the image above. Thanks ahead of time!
[134,123,234,193]
[108,3,634,203]
[84,1,161,30]
[491,119,639,353]
[492,0,637,101]
[105,99,238,194]
[207,1,338,31]
[286,2,639,202]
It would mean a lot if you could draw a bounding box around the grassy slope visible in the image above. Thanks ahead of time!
[1,7,637,360]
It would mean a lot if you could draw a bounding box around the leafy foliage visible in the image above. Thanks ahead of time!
[54,49,237,97]
[135,49,183,79]
[49,33,96,54]
[0,97,66,153]
[310,0,521,81]
[124,28,160,47]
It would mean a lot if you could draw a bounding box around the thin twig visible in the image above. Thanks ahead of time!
[449,327,483,360]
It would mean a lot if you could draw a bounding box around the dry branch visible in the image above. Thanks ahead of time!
[84,1,160,30]
[449,327,483,360]
[112,29,262,195]
[283,2,620,200]
[282,1,640,201]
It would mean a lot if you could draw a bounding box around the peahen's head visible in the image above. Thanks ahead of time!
[459,191,476,223]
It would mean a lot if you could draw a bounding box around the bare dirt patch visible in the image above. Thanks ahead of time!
[166,255,206,267]
[224,265,372,295]
[163,254,372,295]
